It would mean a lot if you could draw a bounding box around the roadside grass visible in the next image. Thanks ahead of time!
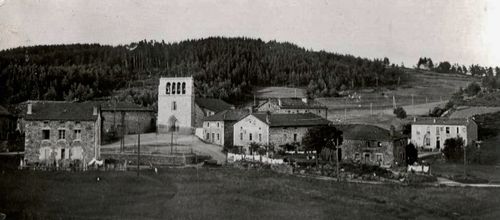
[1,168,500,219]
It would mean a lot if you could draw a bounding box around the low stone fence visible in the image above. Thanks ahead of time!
[101,152,199,166]
[227,153,284,164]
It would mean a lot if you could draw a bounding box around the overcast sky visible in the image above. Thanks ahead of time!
[0,0,499,67]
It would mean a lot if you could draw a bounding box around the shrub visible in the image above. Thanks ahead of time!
[443,138,464,162]
[406,143,418,165]
[464,82,481,96]
[393,106,407,119]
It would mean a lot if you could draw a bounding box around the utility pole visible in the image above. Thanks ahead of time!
[336,138,340,182]
[463,144,467,177]
[137,132,140,176]
[170,126,174,154]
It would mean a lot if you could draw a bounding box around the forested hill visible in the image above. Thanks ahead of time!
[0,37,405,106]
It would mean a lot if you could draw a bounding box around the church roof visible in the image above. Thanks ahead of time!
[251,113,330,127]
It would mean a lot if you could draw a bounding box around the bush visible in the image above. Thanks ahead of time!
[406,143,418,165]
[442,138,464,162]
[464,82,481,96]
[393,106,407,119]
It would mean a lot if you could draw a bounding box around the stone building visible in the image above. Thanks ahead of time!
[23,101,101,166]
[157,77,233,133]
[194,98,234,127]
[410,117,478,151]
[339,124,406,168]
[202,109,250,146]
[256,98,328,118]
[233,113,330,152]
[95,101,155,141]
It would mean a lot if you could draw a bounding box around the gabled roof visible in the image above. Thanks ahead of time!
[257,98,326,110]
[250,113,330,127]
[336,124,403,141]
[23,101,98,121]
[204,109,250,122]
[411,117,475,126]
[195,97,234,112]
[89,101,153,111]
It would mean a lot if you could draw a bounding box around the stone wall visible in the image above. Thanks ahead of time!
[101,110,155,137]
[101,153,208,166]
[24,120,97,165]
[341,138,406,167]
[269,126,310,147]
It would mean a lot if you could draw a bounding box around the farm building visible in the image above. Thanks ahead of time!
[233,113,330,152]
[256,98,327,118]
[22,101,101,166]
[157,77,233,134]
[410,117,478,150]
[339,124,407,168]
[202,109,250,146]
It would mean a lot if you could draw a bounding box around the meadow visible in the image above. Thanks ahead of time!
[1,168,500,219]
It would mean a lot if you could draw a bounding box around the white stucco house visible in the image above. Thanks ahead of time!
[410,117,478,150]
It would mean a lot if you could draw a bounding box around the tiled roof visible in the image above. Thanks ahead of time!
[204,109,250,122]
[90,101,153,111]
[411,117,474,126]
[23,101,98,121]
[258,98,326,109]
[251,113,331,127]
[336,124,402,141]
[195,98,234,112]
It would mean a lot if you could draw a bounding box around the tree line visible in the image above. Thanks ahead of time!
[0,37,406,106]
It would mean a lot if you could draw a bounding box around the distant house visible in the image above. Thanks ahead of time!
[233,113,330,152]
[23,101,101,166]
[194,97,234,127]
[339,124,406,167]
[202,109,250,146]
[256,98,327,118]
[410,117,478,150]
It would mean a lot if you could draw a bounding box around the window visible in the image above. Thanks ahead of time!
[217,122,219,127]
[376,153,383,163]
[177,82,181,94]
[293,133,297,142]
[377,142,382,147]
[74,129,81,140]
[172,101,177,110]
[436,127,440,135]
[58,129,66,140]
[249,133,253,141]
[446,127,450,134]
[172,83,176,94]
[457,127,459,134]
[259,134,262,142]
[212,133,215,141]
[354,153,360,160]
[366,141,371,148]
[166,82,171,94]
[240,133,243,140]
[182,82,186,94]
[43,129,50,140]
[217,133,220,140]
[206,133,210,140]
[61,148,66,159]
[207,122,210,127]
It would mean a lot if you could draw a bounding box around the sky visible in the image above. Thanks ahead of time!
[0,0,499,67]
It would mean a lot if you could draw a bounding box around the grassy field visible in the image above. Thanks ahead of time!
[1,168,500,219]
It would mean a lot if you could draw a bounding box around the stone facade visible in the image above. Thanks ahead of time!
[157,77,195,134]
[203,120,225,145]
[411,118,478,150]
[233,115,270,150]
[24,120,99,165]
[101,110,155,136]
[341,138,406,168]
[193,103,209,128]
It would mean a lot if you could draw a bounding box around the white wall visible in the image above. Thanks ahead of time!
[411,124,469,150]
[157,77,194,134]
[233,115,269,148]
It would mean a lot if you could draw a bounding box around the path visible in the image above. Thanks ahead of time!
[418,151,441,159]
[436,177,500,188]
[102,133,226,164]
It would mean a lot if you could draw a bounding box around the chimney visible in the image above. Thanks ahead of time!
[278,98,282,106]
[266,112,271,124]
[247,106,253,114]
[302,97,308,104]
[27,102,32,115]
[93,106,98,116]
